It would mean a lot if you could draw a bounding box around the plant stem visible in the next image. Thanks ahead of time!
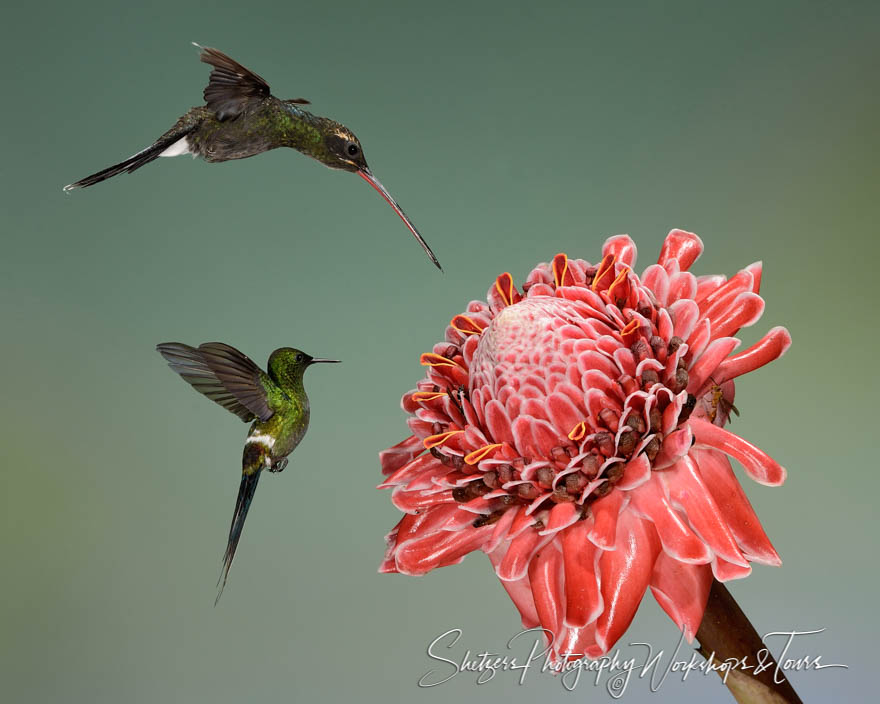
[695,580,803,703]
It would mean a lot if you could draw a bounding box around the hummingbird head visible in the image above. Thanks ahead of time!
[268,347,340,385]
[321,124,368,173]
[317,122,443,270]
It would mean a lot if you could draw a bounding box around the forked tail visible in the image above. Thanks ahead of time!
[215,469,261,604]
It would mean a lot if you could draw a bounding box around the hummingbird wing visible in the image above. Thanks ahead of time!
[157,342,277,422]
[195,45,310,121]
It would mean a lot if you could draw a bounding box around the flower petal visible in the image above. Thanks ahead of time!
[497,528,552,581]
[528,543,565,638]
[692,448,780,565]
[690,418,787,486]
[629,476,712,564]
[603,234,638,268]
[595,512,661,653]
[588,490,625,549]
[661,457,748,567]
[488,548,541,628]
[712,326,792,386]
[561,520,603,627]
[395,524,494,575]
[649,553,712,641]
[379,435,423,476]
[658,229,703,272]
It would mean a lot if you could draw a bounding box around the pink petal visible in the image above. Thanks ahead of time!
[708,292,765,340]
[661,457,748,567]
[658,229,704,272]
[561,520,603,627]
[602,234,638,267]
[689,418,787,486]
[669,299,700,341]
[378,453,446,490]
[555,623,602,661]
[391,486,453,512]
[545,392,583,438]
[595,512,661,653]
[685,318,712,362]
[629,477,712,564]
[497,528,551,581]
[692,448,781,565]
[484,505,519,553]
[712,326,792,386]
[540,501,582,536]
[395,524,494,575]
[687,337,741,394]
[667,271,698,303]
[616,453,652,490]
[745,261,763,294]
[712,556,752,581]
[649,553,712,641]
[695,274,726,304]
[528,543,565,637]
[380,435,423,476]
[641,264,669,306]
[652,426,693,470]
[485,399,515,446]
[698,269,754,316]
[588,490,625,549]
[488,548,540,628]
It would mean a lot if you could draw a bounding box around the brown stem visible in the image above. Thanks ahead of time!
[696,580,802,703]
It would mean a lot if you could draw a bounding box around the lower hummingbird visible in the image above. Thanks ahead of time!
[65,44,441,270]
[156,341,340,602]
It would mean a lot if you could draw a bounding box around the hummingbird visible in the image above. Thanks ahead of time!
[65,44,442,270]
[156,341,340,602]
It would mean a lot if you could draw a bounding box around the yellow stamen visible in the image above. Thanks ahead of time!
[620,317,640,337]
[410,391,447,403]
[450,314,485,336]
[568,421,587,442]
[464,443,503,465]
[591,254,617,291]
[495,272,516,307]
[420,352,463,369]
[610,266,629,290]
[423,429,464,449]
[552,253,569,288]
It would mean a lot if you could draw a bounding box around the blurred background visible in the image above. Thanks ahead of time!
[1,1,877,701]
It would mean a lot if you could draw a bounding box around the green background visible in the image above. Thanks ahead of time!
[2,1,876,701]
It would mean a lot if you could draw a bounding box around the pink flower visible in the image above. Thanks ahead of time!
[378,230,791,660]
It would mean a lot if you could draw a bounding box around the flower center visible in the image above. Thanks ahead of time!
[440,289,701,525]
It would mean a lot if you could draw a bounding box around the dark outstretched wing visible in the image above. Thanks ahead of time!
[196,44,271,120]
[157,342,274,422]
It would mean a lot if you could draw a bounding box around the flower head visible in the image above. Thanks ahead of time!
[378,230,791,659]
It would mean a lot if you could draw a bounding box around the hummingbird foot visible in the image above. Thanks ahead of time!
[268,458,288,473]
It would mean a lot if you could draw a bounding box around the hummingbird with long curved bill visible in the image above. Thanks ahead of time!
[65,44,441,270]
[156,341,340,602]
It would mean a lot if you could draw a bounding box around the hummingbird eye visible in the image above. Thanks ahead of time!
[345,141,360,157]
[295,353,304,362]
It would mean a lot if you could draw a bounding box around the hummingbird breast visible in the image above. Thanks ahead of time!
[243,405,310,472]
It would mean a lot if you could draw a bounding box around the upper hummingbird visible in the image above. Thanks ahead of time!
[65,44,442,270]
[156,341,340,602]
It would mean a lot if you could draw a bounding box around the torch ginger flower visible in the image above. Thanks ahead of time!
[378,230,791,660]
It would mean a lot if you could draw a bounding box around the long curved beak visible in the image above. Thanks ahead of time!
[358,168,442,271]
[309,358,342,364]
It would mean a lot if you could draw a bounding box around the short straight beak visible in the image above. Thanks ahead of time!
[357,168,442,271]
[310,358,342,364]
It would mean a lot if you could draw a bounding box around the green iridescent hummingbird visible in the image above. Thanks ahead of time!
[65,44,441,270]
[156,341,340,602]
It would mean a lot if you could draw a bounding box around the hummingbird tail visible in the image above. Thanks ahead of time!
[215,469,262,604]
[63,122,198,191]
